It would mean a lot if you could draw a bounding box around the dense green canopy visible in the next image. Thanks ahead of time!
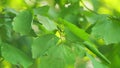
[0,0,120,68]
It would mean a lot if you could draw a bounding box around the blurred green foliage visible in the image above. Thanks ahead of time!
[0,0,120,68]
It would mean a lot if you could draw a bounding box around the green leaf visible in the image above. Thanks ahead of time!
[62,44,82,65]
[59,19,110,64]
[32,34,58,58]
[48,44,75,64]
[1,43,33,68]
[39,45,66,68]
[33,6,49,15]
[64,27,82,42]
[47,45,65,59]
[39,44,77,68]
[39,56,65,68]
[37,15,57,31]
[12,10,32,35]
[84,41,111,64]
[59,18,89,41]
[0,24,11,41]
[87,53,108,68]
[92,15,120,44]
[28,29,37,37]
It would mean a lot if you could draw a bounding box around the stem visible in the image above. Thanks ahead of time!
[80,0,98,15]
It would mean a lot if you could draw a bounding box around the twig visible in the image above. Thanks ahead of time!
[80,0,98,15]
